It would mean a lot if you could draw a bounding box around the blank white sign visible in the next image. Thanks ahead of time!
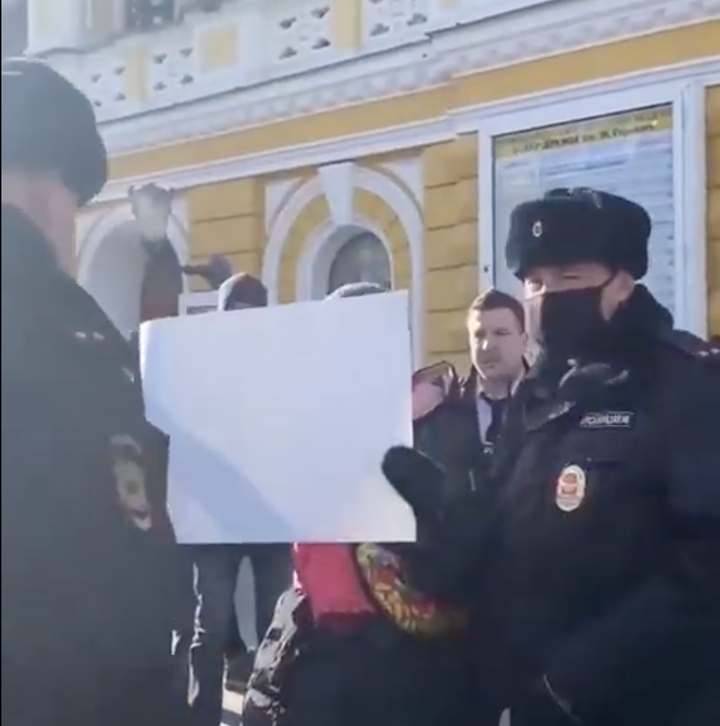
[140,291,415,544]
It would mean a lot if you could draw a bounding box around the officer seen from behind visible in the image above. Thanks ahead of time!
[384,188,720,726]
[2,59,188,725]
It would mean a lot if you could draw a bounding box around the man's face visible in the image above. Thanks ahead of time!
[522,262,634,341]
[468,307,527,382]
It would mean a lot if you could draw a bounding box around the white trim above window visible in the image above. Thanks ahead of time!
[476,74,708,336]
[179,290,218,315]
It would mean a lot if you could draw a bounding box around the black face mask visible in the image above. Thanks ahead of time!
[538,277,615,360]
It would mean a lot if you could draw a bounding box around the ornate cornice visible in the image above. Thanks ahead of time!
[95,0,719,155]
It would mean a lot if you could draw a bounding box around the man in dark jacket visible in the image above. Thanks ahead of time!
[384,188,720,726]
[189,272,293,725]
[2,58,188,726]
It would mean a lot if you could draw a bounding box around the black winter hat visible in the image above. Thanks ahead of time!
[1,57,107,206]
[217,272,268,310]
[505,188,651,280]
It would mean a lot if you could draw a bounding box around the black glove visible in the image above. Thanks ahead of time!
[382,446,492,601]
[382,446,447,529]
[511,677,584,726]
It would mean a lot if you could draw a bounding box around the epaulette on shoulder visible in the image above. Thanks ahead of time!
[657,329,720,367]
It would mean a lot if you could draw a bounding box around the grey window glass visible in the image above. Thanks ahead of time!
[326,233,392,295]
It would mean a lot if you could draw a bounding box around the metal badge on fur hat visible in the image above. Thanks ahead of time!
[1,58,107,205]
[505,188,651,280]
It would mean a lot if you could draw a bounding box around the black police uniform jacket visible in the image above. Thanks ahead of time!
[1,207,183,723]
[474,286,720,726]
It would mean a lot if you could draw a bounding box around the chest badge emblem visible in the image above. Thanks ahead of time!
[110,434,153,531]
[555,464,587,513]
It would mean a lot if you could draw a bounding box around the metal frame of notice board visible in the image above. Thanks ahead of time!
[472,59,719,337]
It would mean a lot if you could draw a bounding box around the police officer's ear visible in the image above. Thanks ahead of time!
[614,270,635,299]
[603,270,635,319]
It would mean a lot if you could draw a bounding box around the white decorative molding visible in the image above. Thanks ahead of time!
[264,165,425,362]
[361,0,431,45]
[89,0,719,154]
[451,54,720,133]
[317,162,356,226]
[265,177,301,230]
[76,196,191,289]
[26,0,87,54]
[299,219,396,299]
[678,79,709,336]
[267,0,335,66]
[99,116,452,203]
[95,55,720,207]
[379,157,423,207]
[475,74,710,335]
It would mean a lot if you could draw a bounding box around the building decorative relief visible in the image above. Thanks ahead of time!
[85,0,719,154]
[148,32,197,97]
[83,54,130,115]
[270,1,333,63]
[362,0,430,42]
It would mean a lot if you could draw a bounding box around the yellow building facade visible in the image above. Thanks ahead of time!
[54,0,719,369]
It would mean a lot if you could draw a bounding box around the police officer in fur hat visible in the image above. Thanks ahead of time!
[2,59,190,725]
[383,188,719,726]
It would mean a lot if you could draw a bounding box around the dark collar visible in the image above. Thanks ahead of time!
[2,205,61,288]
[2,205,132,364]
[460,359,530,401]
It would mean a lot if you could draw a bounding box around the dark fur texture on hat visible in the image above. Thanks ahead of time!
[2,58,107,205]
[325,282,387,300]
[217,272,268,310]
[505,188,651,280]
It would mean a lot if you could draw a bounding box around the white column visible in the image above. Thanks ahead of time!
[236,1,267,82]
[26,0,90,54]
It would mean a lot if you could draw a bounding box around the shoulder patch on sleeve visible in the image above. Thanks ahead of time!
[659,329,720,367]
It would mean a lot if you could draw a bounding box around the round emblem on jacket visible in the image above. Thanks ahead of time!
[555,464,587,513]
[110,435,153,531]
[355,543,466,636]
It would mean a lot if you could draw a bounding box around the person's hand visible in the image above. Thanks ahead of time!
[512,676,584,725]
[382,446,445,528]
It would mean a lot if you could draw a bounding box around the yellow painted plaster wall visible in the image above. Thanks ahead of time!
[423,135,478,367]
[184,179,264,290]
[708,85,720,336]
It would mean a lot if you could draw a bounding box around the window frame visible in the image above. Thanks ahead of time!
[303,223,395,301]
[326,230,393,297]
[475,74,708,335]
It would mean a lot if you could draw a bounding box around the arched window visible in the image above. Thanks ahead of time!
[326,232,392,295]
